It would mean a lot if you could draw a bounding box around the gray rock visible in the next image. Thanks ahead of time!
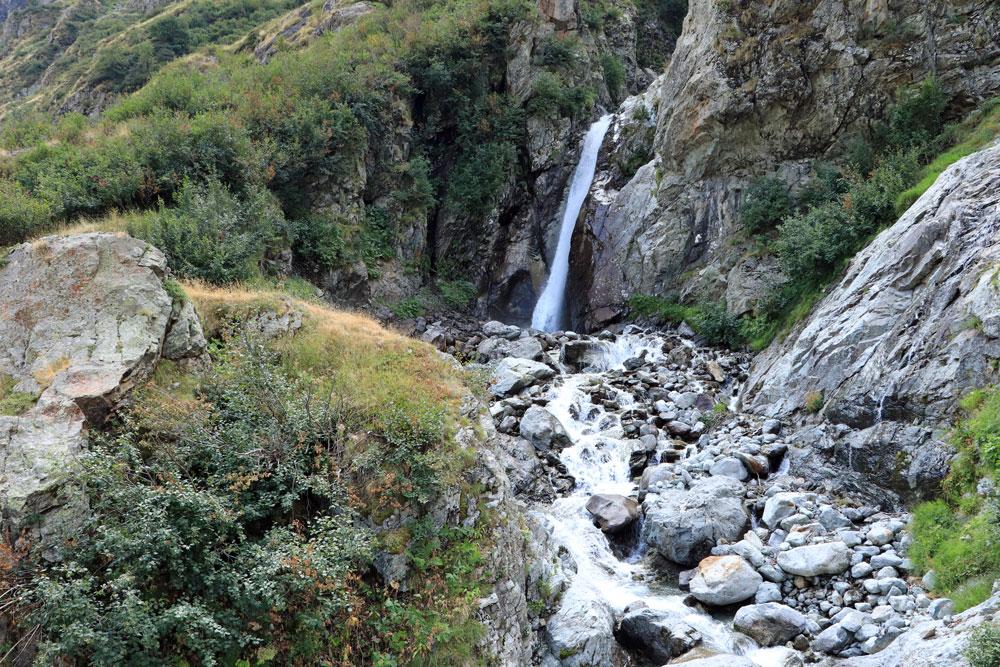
[643,476,749,566]
[777,541,851,576]
[489,358,555,397]
[733,603,808,646]
[689,555,762,606]
[546,585,626,667]
[755,582,782,603]
[482,320,521,339]
[710,456,748,481]
[586,494,639,533]
[519,406,571,452]
[814,623,852,654]
[677,657,756,667]
[615,607,702,663]
[928,598,955,619]
[763,492,810,529]
[746,146,1000,430]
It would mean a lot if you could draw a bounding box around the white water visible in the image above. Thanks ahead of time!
[531,115,613,332]
[535,333,794,667]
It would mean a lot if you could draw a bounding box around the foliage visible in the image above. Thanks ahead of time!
[628,294,746,347]
[528,72,594,118]
[741,177,792,234]
[968,623,1000,667]
[805,391,823,414]
[581,0,622,30]
[0,179,54,245]
[438,279,478,310]
[909,386,1000,611]
[888,77,949,150]
[127,178,284,284]
[390,297,428,319]
[896,96,1000,215]
[600,53,626,100]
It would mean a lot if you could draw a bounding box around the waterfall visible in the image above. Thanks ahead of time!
[531,115,613,332]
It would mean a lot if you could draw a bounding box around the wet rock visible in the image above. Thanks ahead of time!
[519,406,571,452]
[733,603,808,646]
[615,607,702,663]
[546,585,626,667]
[643,476,749,566]
[777,542,851,577]
[586,494,640,533]
[689,555,762,606]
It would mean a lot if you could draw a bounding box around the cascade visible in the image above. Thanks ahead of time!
[531,115,613,332]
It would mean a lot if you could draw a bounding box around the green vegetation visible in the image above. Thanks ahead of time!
[0,0,593,287]
[909,387,1000,611]
[0,375,38,416]
[438,279,478,310]
[968,623,1000,667]
[896,96,1000,214]
[722,77,997,351]
[600,53,626,101]
[805,391,823,414]
[1,286,494,665]
[628,293,744,347]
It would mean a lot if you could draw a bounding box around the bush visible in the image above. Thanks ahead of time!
[600,53,625,100]
[889,77,949,150]
[805,391,823,413]
[127,178,284,284]
[528,72,594,117]
[438,279,477,310]
[0,179,55,244]
[776,202,856,283]
[741,177,793,234]
[22,336,374,665]
[695,300,745,347]
[968,624,1000,667]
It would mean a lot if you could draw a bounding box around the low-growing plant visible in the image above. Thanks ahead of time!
[438,279,477,310]
[805,391,824,413]
[967,622,1000,667]
[741,177,792,234]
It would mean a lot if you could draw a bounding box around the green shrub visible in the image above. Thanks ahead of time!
[968,623,1000,667]
[538,36,580,69]
[390,297,428,319]
[528,72,594,117]
[128,178,284,284]
[741,177,793,234]
[776,202,855,283]
[0,375,38,416]
[628,293,697,324]
[0,179,55,244]
[438,279,477,310]
[600,53,626,100]
[889,77,949,150]
[695,300,745,347]
[805,391,823,413]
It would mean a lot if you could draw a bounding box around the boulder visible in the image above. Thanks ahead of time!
[814,623,852,654]
[643,476,749,566]
[689,555,762,606]
[489,357,555,396]
[762,492,811,529]
[777,541,851,577]
[676,658,756,667]
[519,406,572,452]
[0,234,206,539]
[733,603,808,646]
[586,494,640,533]
[546,585,626,667]
[709,456,748,481]
[615,607,702,663]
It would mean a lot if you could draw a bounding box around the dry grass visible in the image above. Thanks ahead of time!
[182,280,465,419]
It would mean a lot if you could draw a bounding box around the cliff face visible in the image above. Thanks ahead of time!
[744,143,1000,428]
[569,0,1000,330]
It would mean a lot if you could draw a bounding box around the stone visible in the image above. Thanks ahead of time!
[814,623,852,654]
[777,542,851,577]
[643,476,749,566]
[733,603,808,646]
[709,456,748,481]
[851,562,873,579]
[482,320,521,339]
[689,555,763,606]
[519,406,571,452]
[675,657,756,667]
[615,607,702,663]
[762,492,809,529]
[545,585,625,667]
[585,494,640,533]
[928,598,955,619]
[762,419,781,435]
[754,582,782,604]
[867,525,895,546]
[489,358,554,397]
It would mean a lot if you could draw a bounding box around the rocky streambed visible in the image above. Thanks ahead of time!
[410,317,996,665]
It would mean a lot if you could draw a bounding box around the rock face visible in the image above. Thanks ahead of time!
[569,0,1000,330]
[689,554,762,606]
[0,234,206,539]
[643,476,748,566]
[746,144,1000,428]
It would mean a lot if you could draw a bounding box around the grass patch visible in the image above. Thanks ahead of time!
[0,375,38,416]
[909,386,1000,611]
